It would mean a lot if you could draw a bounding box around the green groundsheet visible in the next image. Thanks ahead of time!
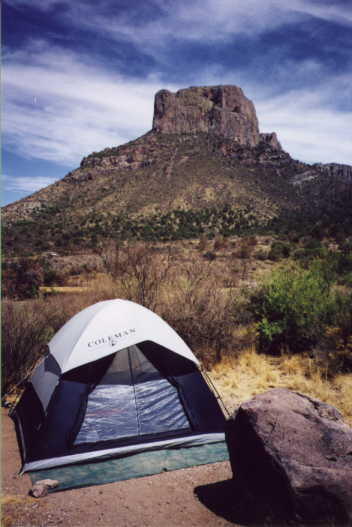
[29,441,229,492]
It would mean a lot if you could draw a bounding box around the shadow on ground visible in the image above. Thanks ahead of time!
[195,478,253,525]
[194,478,287,526]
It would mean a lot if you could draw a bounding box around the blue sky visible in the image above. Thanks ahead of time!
[3,0,352,205]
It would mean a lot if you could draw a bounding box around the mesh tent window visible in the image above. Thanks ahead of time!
[74,345,191,445]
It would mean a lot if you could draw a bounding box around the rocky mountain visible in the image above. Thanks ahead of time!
[3,85,352,254]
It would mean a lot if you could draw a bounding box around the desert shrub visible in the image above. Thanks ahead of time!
[198,234,208,251]
[339,237,352,254]
[340,272,352,287]
[40,258,66,286]
[302,236,322,250]
[327,289,352,344]
[213,234,227,250]
[100,239,121,277]
[249,263,337,354]
[203,251,216,261]
[2,259,43,299]
[255,249,269,260]
[294,249,352,285]
[292,246,326,265]
[246,235,257,247]
[102,242,172,311]
[292,247,309,261]
[232,288,255,326]
[336,251,352,278]
[2,301,53,395]
[238,237,254,259]
[268,241,291,261]
[316,326,352,376]
[312,290,352,376]
[161,262,235,367]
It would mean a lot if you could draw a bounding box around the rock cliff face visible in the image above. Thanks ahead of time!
[152,86,264,148]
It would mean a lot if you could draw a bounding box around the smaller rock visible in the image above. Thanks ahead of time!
[30,479,59,498]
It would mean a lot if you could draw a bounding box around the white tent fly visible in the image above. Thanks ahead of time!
[12,299,226,473]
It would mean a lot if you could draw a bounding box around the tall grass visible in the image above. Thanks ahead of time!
[161,261,236,366]
[210,347,352,425]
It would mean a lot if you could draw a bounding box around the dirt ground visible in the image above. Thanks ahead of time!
[2,409,241,527]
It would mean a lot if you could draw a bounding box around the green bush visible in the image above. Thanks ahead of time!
[293,246,326,265]
[268,241,291,261]
[302,237,322,250]
[249,263,336,354]
[317,292,352,374]
[2,259,43,299]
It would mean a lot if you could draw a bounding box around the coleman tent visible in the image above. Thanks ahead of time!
[12,299,226,473]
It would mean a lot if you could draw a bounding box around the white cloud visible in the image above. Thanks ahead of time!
[193,62,352,165]
[10,1,352,54]
[68,0,352,54]
[257,91,352,164]
[3,174,59,193]
[288,0,352,25]
[4,0,350,206]
[3,44,180,165]
[3,39,351,175]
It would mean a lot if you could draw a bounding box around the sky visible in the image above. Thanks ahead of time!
[2,0,352,206]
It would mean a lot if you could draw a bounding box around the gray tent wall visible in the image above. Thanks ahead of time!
[13,340,226,472]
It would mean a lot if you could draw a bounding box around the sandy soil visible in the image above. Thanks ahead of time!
[2,409,240,527]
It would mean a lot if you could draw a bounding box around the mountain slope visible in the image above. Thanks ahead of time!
[3,85,352,254]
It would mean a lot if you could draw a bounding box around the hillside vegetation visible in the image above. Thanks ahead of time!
[4,132,352,257]
[3,234,352,424]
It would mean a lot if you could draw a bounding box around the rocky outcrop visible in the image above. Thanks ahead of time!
[315,163,352,181]
[226,388,352,525]
[153,86,262,147]
[259,132,282,150]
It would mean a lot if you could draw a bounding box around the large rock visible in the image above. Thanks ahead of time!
[226,388,352,525]
[152,85,261,147]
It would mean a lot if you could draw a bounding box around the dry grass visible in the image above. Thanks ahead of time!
[39,286,92,294]
[1,495,35,506]
[209,346,352,424]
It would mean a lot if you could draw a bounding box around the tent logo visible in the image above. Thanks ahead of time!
[88,328,136,349]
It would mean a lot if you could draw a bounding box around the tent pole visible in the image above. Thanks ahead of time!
[128,347,141,435]
[201,367,231,418]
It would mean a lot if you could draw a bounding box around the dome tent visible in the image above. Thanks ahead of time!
[12,299,226,473]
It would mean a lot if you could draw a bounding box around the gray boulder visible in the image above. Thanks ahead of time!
[226,388,352,525]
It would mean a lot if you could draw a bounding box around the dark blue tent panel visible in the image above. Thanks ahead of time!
[12,341,226,469]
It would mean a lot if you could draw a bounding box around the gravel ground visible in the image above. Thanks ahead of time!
[2,409,240,527]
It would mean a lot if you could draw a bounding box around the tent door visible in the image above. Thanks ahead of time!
[74,345,191,445]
